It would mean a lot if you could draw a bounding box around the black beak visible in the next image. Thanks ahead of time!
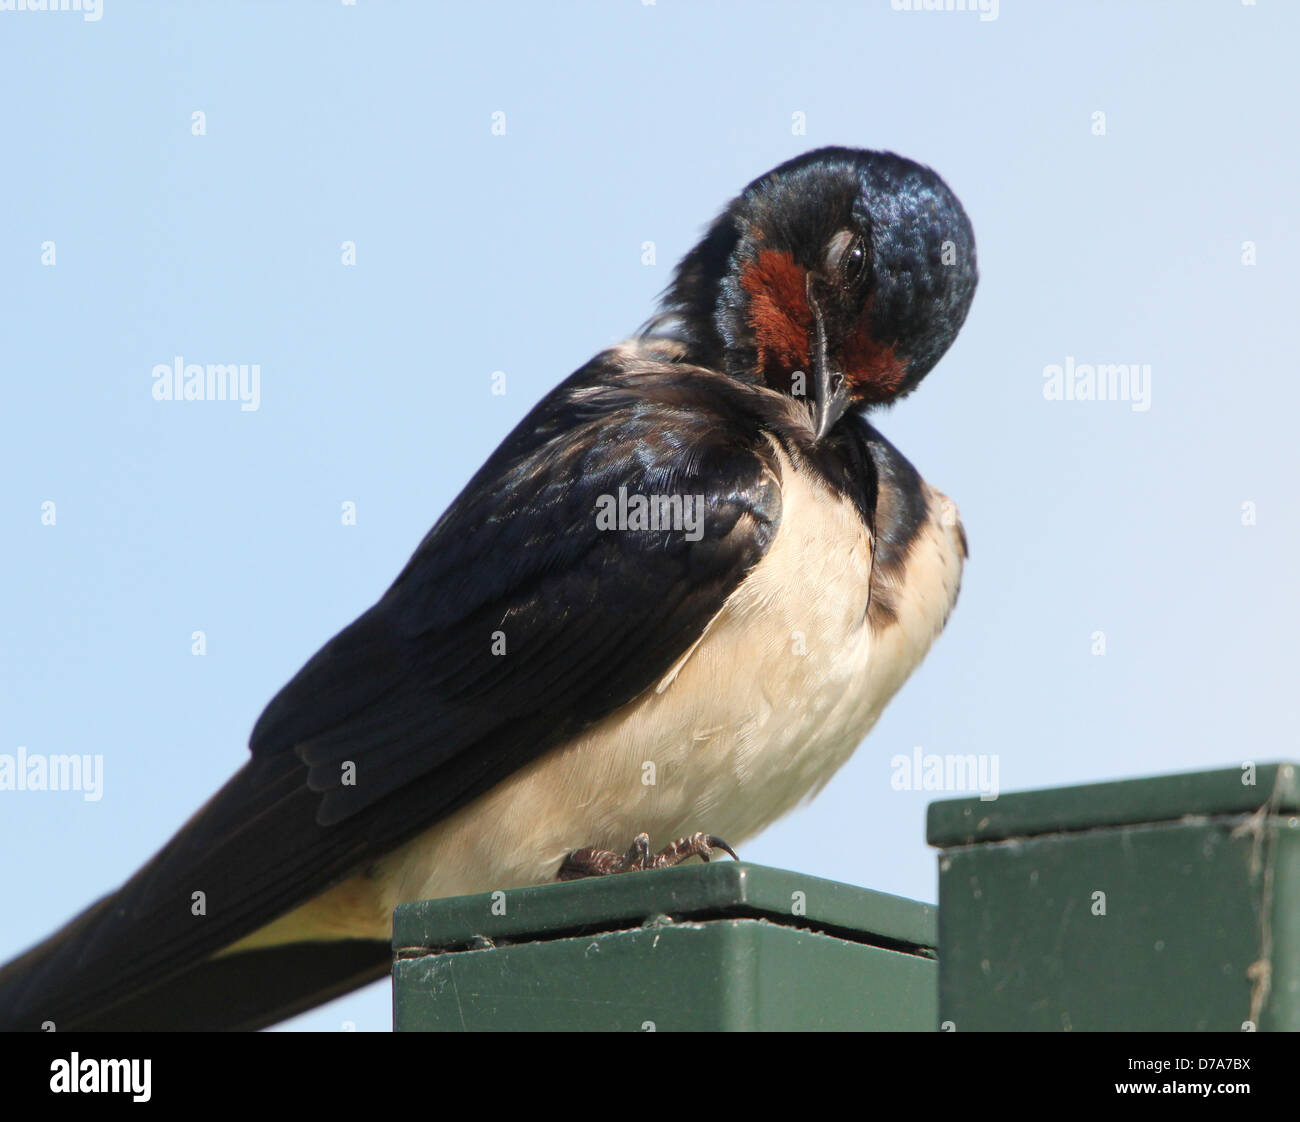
[806,276,851,441]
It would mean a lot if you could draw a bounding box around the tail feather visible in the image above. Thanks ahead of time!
[0,747,410,1031]
[0,905,390,1031]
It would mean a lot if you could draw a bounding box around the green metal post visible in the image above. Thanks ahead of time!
[392,862,936,1031]
[928,761,1300,1031]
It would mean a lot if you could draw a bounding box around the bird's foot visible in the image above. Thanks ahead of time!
[557,831,738,881]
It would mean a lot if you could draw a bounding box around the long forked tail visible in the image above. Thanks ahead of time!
[0,894,390,1031]
[0,752,402,1031]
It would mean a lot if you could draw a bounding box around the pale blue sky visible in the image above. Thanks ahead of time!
[2,1,1296,1031]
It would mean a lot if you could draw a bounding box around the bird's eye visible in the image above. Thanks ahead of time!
[835,233,869,287]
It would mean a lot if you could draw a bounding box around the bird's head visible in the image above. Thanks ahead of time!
[653,147,978,439]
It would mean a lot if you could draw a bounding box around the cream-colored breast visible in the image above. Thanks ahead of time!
[231,447,965,949]
[377,446,963,907]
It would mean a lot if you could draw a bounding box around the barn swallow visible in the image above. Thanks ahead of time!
[0,146,977,1030]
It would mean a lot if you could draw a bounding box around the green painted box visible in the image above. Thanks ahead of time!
[928,762,1300,1031]
[392,862,936,1031]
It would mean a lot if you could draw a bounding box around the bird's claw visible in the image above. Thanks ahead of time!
[557,830,739,881]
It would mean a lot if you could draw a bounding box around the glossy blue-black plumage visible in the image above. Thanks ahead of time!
[0,146,975,1031]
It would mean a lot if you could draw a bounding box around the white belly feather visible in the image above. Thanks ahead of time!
[232,447,965,948]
